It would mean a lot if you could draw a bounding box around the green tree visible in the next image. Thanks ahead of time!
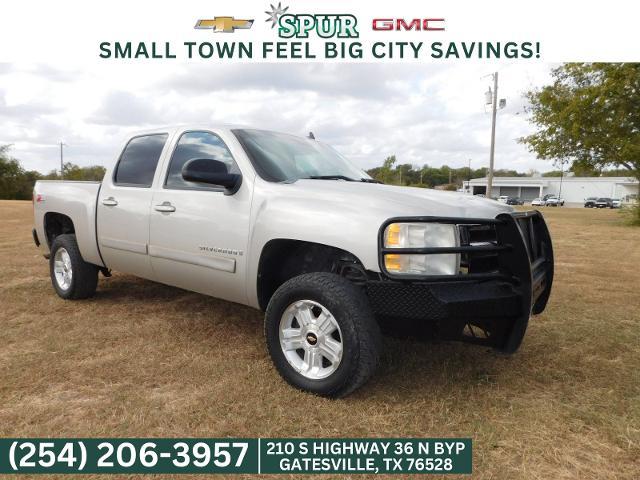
[396,163,413,185]
[0,146,105,200]
[0,145,42,200]
[521,63,640,223]
[569,163,600,177]
[369,155,397,184]
[62,162,106,181]
[366,158,529,189]
[40,163,106,181]
[0,145,24,199]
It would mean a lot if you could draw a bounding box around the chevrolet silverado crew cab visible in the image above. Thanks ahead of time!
[32,126,554,397]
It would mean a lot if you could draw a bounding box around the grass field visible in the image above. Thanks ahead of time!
[0,200,639,479]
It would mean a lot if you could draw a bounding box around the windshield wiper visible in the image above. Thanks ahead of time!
[303,175,383,183]
[306,175,356,181]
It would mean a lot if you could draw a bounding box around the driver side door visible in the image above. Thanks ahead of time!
[148,130,252,304]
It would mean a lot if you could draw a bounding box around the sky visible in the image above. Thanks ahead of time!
[0,62,557,175]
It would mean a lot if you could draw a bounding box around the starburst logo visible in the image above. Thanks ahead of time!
[265,2,359,39]
[265,2,289,28]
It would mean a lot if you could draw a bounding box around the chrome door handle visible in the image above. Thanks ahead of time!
[102,197,118,206]
[154,202,176,213]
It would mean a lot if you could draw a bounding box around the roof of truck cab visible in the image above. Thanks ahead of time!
[128,124,252,136]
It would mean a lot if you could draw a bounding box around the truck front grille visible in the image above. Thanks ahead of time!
[377,211,553,288]
[459,224,500,275]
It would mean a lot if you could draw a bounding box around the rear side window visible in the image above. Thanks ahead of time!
[165,131,239,190]
[114,134,168,187]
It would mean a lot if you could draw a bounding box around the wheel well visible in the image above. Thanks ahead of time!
[257,239,368,311]
[44,212,75,247]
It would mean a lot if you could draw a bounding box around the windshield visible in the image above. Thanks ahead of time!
[233,129,371,183]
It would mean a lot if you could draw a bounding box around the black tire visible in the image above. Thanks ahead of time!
[49,234,99,299]
[265,272,381,398]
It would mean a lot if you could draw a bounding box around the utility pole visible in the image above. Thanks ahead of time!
[468,158,472,193]
[558,159,566,205]
[59,142,66,180]
[487,72,498,199]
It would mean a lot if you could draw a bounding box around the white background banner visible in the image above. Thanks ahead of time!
[0,0,638,64]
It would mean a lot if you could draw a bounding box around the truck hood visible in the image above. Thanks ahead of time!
[286,180,513,218]
[251,179,515,280]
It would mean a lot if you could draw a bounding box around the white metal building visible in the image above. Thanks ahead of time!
[465,175,638,204]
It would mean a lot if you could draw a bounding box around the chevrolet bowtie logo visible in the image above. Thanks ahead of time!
[194,17,254,33]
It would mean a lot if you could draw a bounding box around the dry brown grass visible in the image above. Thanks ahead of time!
[0,200,639,479]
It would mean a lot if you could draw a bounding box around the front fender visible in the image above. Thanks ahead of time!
[246,196,382,308]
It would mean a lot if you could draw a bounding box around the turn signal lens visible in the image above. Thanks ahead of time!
[385,223,401,247]
[384,254,402,272]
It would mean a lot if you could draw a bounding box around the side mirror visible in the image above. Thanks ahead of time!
[181,158,242,195]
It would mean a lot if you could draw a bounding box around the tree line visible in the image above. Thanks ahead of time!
[366,155,531,189]
[0,145,105,200]
[365,154,632,189]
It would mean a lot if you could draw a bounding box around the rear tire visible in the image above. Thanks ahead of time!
[49,234,98,299]
[265,273,381,398]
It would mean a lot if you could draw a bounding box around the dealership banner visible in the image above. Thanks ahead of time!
[0,439,471,474]
[0,0,637,64]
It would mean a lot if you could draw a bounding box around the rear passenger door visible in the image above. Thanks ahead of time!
[148,130,252,304]
[97,133,170,280]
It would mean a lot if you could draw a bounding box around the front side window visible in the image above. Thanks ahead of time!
[232,129,370,183]
[114,134,168,187]
[165,131,240,190]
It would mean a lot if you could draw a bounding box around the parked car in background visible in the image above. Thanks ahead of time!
[611,198,622,208]
[595,197,613,208]
[497,195,509,203]
[584,197,598,208]
[506,197,524,205]
[531,198,545,206]
[544,196,565,207]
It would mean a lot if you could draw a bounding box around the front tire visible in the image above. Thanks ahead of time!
[265,273,381,398]
[49,234,99,299]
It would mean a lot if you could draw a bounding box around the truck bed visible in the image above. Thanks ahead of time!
[33,180,104,267]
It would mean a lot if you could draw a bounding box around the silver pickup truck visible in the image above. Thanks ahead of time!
[32,125,554,397]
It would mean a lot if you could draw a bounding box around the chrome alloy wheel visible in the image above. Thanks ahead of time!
[278,300,343,380]
[53,247,73,290]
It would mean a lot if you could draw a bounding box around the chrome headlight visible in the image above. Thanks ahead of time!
[383,222,460,275]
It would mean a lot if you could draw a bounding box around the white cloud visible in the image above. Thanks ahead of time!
[0,62,555,174]
[91,91,159,125]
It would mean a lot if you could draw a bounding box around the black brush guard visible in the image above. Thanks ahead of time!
[368,211,554,353]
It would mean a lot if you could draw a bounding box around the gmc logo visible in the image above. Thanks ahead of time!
[372,18,445,31]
